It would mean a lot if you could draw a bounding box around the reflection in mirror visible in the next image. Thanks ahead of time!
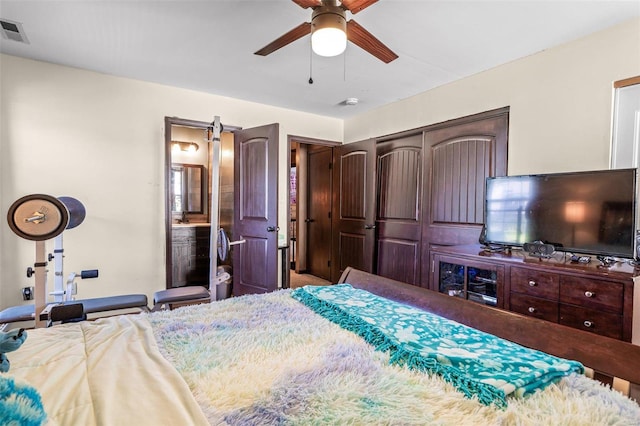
[171,163,204,213]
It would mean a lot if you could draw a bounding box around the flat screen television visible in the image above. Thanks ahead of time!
[484,168,637,258]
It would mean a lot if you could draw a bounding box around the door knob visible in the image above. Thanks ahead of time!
[305,218,315,223]
[266,226,279,232]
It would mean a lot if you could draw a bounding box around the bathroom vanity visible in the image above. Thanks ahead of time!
[172,223,211,287]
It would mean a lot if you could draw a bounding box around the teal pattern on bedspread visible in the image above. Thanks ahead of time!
[0,375,47,426]
[291,284,584,408]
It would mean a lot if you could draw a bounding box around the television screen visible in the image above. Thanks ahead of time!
[484,169,637,258]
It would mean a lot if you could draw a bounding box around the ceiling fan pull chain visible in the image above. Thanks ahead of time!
[308,40,314,84]
[343,45,347,82]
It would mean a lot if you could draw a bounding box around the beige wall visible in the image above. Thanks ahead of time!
[0,54,342,309]
[344,18,640,176]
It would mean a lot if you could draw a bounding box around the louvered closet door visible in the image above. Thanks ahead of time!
[421,109,508,289]
[375,134,423,285]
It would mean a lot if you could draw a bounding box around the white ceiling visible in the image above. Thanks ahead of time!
[1,1,639,119]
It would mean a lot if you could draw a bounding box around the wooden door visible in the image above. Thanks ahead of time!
[375,134,423,285]
[306,145,332,280]
[331,139,376,282]
[233,123,279,295]
[421,108,509,289]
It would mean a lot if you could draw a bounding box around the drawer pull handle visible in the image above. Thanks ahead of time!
[584,291,595,298]
[583,320,594,328]
[528,307,536,313]
[528,280,537,287]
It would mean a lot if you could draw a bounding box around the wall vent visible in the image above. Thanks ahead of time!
[0,19,29,44]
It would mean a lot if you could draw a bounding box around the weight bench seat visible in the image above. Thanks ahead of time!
[79,294,149,313]
[0,294,149,325]
[0,304,34,323]
[153,286,210,310]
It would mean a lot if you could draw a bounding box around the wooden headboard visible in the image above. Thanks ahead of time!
[338,267,640,398]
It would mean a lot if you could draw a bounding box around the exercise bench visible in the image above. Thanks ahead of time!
[0,294,149,329]
[152,286,211,311]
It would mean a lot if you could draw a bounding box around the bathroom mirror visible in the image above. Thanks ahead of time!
[171,163,204,213]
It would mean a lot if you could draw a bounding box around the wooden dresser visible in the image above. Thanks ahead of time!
[430,245,637,342]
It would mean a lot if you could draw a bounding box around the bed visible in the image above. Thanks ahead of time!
[3,267,640,425]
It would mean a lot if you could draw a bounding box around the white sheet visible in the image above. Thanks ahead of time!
[7,314,208,426]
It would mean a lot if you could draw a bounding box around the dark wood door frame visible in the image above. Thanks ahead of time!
[163,117,241,289]
[287,135,341,281]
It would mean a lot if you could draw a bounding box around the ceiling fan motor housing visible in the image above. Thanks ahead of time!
[312,5,346,32]
[311,5,347,56]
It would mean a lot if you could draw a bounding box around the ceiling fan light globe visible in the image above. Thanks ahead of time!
[311,5,347,57]
[312,27,347,56]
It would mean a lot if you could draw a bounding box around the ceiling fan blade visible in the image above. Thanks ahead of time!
[292,0,321,9]
[254,22,312,56]
[341,0,378,14]
[347,19,398,63]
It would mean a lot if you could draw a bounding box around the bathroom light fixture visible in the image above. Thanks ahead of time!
[311,5,347,57]
[172,141,199,153]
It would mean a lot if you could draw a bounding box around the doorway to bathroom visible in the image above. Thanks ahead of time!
[164,118,237,290]
[164,117,280,296]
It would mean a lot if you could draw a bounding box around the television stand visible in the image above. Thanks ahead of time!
[430,244,637,343]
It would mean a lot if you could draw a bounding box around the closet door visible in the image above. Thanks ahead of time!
[331,139,376,282]
[421,108,509,289]
[375,134,423,285]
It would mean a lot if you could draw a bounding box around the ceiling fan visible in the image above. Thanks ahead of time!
[254,0,398,63]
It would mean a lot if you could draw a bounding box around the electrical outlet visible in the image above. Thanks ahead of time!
[22,286,34,301]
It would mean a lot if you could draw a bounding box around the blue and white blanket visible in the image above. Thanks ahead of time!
[292,284,584,407]
[147,288,638,424]
[6,288,640,425]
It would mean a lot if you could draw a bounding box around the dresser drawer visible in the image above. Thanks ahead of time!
[510,267,559,300]
[558,304,622,340]
[559,276,623,314]
[510,292,558,322]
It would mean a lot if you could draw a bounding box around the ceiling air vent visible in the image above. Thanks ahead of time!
[0,19,29,44]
